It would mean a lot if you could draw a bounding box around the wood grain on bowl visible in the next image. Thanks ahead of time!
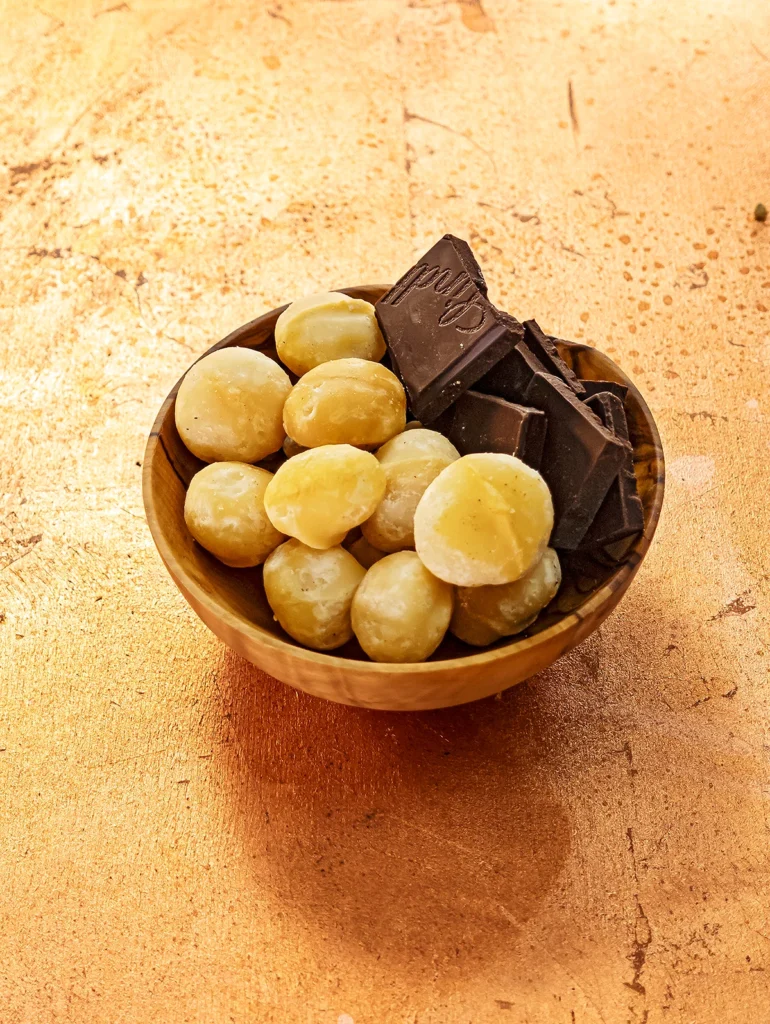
[143,286,665,711]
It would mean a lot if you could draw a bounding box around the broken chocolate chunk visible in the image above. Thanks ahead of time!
[579,378,629,402]
[375,235,523,421]
[580,392,644,551]
[448,235,489,296]
[524,321,585,395]
[523,373,629,550]
[584,391,627,438]
[438,390,547,469]
[475,339,546,404]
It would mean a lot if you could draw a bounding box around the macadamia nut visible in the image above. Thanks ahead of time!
[414,453,554,586]
[183,463,285,567]
[263,539,366,650]
[351,551,454,663]
[175,347,291,463]
[263,444,386,549]
[450,547,562,646]
[361,428,460,552]
[282,358,406,449]
[275,292,386,375]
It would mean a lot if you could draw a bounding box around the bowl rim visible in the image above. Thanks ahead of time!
[143,285,665,675]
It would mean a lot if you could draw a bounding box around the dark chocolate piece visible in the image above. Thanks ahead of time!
[584,391,627,439]
[375,235,523,421]
[580,392,644,551]
[579,378,628,402]
[601,534,638,562]
[475,339,546,403]
[524,321,585,395]
[524,373,629,550]
[448,235,489,296]
[440,390,547,469]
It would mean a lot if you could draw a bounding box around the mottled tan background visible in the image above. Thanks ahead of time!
[1,0,769,1021]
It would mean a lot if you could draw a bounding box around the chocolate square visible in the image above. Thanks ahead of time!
[474,339,546,404]
[580,392,644,551]
[375,235,523,421]
[524,373,629,549]
[580,378,629,402]
[440,390,547,469]
[524,321,585,395]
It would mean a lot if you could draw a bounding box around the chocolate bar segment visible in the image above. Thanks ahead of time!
[375,235,523,421]
[524,321,585,395]
[580,378,628,402]
[475,339,546,404]
[448,235,489,296]
[524,373,629,549]
[580,392,644,551]
[439,390,547,469]
[585,391,628,439]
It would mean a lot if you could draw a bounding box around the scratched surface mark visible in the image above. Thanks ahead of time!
[1,1,769,1022]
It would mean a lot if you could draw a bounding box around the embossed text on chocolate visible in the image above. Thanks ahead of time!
[383,262,488,334]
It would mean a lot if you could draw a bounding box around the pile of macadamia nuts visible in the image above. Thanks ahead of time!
[175,292,561,663]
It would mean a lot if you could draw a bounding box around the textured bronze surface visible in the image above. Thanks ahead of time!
[1,1,769,1021]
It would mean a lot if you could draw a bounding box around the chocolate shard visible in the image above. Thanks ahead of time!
[523,321,585,395]
[375,235,523,422]
[475,339,546,404]
[585,391,629,442]
[580,392,644,552]
[446,234,489,296]
[580,378,629,402]
[601,535,638,562]
[437,390,547,469]
[523,373,629,550]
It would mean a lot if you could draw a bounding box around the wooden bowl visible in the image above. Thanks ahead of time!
[143,286,664,711]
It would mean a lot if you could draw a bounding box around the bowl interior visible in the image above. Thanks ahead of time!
[144,286,664,666]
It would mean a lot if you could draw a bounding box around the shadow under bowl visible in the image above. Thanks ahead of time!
[142,285,665,711]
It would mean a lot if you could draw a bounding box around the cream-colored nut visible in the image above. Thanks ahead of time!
[361,428,460,552]
[374,428,460,468]
[183,462,285,567]
[263,444,386,549]
[414,453,554,586]
[351,551,454,663]
[450,547,562,646]
[275,291,386,375]
[346,534,387,569]
[263,539,366,650]
[175,347,291,463]
[282,358,406,449]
